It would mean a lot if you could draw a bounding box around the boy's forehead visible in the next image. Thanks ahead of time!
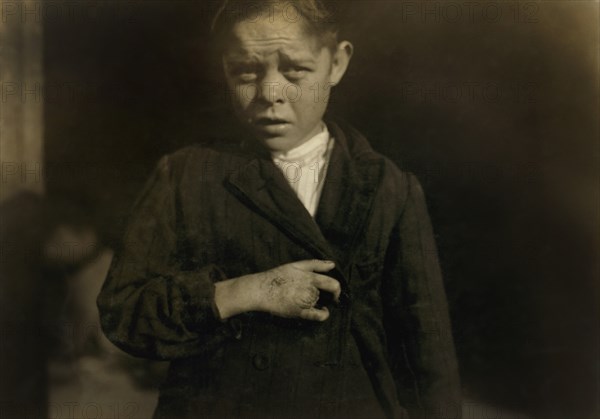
[224,41,321,62]
[224,15,322,57]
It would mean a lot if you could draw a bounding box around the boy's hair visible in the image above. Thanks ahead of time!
[211,0,341,53]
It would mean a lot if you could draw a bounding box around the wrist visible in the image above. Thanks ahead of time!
[214,273,264,319]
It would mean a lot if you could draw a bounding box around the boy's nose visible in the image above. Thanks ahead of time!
[255,71,286,105]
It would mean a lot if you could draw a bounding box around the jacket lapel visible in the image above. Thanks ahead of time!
[315,121,385,270]
[225,153,337,262]
[224,120,384,278]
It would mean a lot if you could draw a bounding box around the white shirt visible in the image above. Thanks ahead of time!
[271,124,335,217]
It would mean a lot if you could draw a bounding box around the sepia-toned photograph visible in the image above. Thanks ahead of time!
[1,1,598,418]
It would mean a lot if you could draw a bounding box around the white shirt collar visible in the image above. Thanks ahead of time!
[271,123,330,164]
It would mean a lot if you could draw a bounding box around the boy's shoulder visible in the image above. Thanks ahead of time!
[326,119,417,184]
[156,139,254,180]
[168,139,249,163]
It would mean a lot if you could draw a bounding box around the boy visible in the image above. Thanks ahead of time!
[98,1,461,418]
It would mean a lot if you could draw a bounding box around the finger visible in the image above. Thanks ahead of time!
[298,287,320,308]
[299,306,330,322]
[291,259,335,273]
[311,275,341,302]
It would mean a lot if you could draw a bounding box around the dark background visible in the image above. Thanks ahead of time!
[42,1,598,418]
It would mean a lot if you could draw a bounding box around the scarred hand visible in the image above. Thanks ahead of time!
[256,260,341,321]
[214,259,341,321]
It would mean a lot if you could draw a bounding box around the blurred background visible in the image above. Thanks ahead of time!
[1,1,598,418]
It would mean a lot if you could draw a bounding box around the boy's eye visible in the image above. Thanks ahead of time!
[228,64,260,82]
[238,72,258,82]
[282,66,311,79]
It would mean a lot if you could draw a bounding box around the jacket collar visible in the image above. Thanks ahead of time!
[225,120,384,276]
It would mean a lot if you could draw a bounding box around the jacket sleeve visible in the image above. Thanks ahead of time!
[97,155,230,360]
[382,173,462,419]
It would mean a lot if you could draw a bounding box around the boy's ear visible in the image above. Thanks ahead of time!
[329,41,353,86]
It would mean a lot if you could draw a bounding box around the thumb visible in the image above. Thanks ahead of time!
[292,259,336,273]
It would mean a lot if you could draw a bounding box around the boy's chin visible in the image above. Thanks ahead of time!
[256,135,303,153]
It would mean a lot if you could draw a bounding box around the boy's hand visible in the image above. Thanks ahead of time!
[214,260,340,321]
[257,260,340,321]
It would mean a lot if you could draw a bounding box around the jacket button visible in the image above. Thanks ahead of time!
[252,354,269,371]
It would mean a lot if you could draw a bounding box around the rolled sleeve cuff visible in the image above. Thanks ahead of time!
[177,264,228,329]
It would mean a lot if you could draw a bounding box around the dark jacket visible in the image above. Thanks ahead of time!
[97,120,461,419]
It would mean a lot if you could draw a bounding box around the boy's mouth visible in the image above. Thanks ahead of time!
[252,117,291,136]
[254,117,289,126]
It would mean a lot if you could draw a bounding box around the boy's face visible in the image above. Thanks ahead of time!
[223,13,351,152]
